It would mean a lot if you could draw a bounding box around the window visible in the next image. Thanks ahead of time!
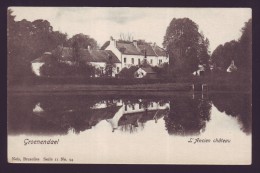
[132,58,134,64]
[138,59,141,65]
[132,105,135,110]
[117,67,120,73]
[124,57,126,63]
[150,59,153,64]
[125,105,127,111]
[139,103,142,109]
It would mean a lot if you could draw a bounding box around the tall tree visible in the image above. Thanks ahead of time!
[210,18,252,75]
[67,33,98,50]
[211,40,239,71]
[163,18,210,76]
[7,9,67,82]
[237,19,252,74]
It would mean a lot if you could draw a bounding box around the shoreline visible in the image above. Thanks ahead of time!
[8,83,251,96]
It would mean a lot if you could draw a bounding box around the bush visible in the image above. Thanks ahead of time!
[40,61,95,77]
[118,66,139,78]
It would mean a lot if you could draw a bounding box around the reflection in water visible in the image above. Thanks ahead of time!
[210,93,252,134]
[8,93,251,136]
[164,97,211,136]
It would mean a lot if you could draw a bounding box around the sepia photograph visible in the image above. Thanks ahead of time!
[7,7,252,164]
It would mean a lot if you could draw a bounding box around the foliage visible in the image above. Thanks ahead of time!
[211,18,252,76]
[66,33,98,50]
[164,97,211,136]
[7,9,67,82]
[152,63,169,78]
[163,18,210,76]
[211,40,239,71]
[40,60,95,77]
[118,66,139,78]
[104,56,116,77]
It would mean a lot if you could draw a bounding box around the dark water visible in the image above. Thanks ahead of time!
[8,92,251,136]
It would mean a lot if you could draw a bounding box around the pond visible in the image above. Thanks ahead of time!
[7,92,251,164]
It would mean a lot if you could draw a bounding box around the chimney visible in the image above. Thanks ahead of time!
[133,40,138,47]
[153,42,156,48]
[110,36,116,47]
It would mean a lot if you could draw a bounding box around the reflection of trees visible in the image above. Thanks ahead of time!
[8,96,121,135]
[211,93,251,134]
[164,97,211,136]
[119,123,145,134]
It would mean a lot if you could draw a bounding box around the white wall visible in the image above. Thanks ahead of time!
[157,55,169,66]
[135,68,147,78]
[31,62,44,76]
[105,39,169,69]
[121,54,144,68]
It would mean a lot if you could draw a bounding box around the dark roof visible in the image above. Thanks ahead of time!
[140,67,156,74]
[116,42,141,55]
[89,50,120,63]
[31,52,53,63]
[118,109,167,126]
[33,47,120,64]
[137,43,157,56]
[102,40,167,57]
[100,41,110,50]
[153,46,167,57]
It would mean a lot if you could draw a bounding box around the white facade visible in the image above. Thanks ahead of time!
[105,38,169,70]
[99,100,170,132]
[31,62,44,76]
[134,68,147,78]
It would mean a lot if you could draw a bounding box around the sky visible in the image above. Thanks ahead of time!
[10,7,251,52]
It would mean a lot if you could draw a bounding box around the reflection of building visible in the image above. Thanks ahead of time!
[31,99,170,134]
[107,100,170,133]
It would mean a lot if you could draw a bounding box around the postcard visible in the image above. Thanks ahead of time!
[7,7,252,164]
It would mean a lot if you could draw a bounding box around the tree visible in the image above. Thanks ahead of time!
[118,66,139,78]
[164,97,211,136]
[66,33,98,50]
[119,33,134,42]
[163,18,210,76]
[237,19,252,74]
[104,55,116,77]
[211,40,239,71]
[7,9,68,82]
[211,18,251,76]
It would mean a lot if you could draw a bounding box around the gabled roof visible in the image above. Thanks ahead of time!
[153,46,167,57]
[140,67,156,74]
[32,47,120,64]
[137,42,157,56]
[101,40,167,57]
[90,50,120,63]
[31,52,53,63]
[116,42,141,55]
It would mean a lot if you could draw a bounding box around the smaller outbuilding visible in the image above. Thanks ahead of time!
[226,60,238,73]
[134,67,157,79]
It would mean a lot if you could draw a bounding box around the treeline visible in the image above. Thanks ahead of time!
[210,19,252,75]
[7,9,98,82]
[162,17,252,80]
[8,8,252,85]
